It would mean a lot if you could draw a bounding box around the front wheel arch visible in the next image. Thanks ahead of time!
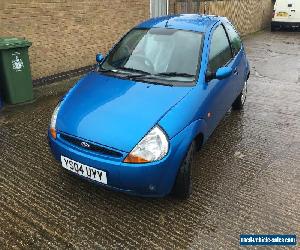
[195,132,204,152]
[167,120,206,198]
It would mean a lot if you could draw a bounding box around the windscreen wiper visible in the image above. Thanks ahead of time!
[102,66,173,86]
[155,72,195,78]
[119,71,174,86]
[114,66,153,80]
[116,66,151,76]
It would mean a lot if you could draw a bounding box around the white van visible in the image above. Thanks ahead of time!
[272,0,300,31]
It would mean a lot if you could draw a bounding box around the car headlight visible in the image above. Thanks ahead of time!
[49,102,61,139]
[124,126,169,163]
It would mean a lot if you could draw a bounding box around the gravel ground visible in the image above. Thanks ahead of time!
[0,30,299,249]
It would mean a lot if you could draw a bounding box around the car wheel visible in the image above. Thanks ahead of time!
[172,141,196,200]
[232,79,247,110]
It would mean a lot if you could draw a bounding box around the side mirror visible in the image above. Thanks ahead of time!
[96,53,104,63]
[205,67,233,82]
[215,67,233,80]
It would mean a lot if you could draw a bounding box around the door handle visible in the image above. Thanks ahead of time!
[234,68,239,75]
[291,10,296,12]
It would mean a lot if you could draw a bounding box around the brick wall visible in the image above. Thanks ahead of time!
[0,0,150,81]
[0,0,272,82]
[169,0,273,35]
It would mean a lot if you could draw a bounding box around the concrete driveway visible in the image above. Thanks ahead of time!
[0,30,299,249]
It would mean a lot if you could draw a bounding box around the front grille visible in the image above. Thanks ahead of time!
[60,133,123,158]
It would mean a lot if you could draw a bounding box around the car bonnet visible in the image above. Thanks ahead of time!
[56,72,191,152]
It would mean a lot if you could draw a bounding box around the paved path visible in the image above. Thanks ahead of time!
[0,30,299,249]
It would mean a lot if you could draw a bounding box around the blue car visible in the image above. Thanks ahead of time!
[48,14,250,199]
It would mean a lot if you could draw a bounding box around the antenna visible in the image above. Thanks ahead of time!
[165,16,172,27]
[165,20,169,27]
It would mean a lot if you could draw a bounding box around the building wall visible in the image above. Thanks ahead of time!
[0,0,272,82]
[0,0,150,81]
[169,0,273,35]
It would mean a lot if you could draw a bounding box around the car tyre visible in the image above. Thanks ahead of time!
[232,80,247,110]
[172,141,196,200]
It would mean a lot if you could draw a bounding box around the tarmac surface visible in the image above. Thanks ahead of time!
[1,30,299,249]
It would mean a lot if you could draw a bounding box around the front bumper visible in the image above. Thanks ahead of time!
[48,130,189,197]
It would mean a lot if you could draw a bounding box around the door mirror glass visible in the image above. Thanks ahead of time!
[216,66,233,80]
[96,53,104,63]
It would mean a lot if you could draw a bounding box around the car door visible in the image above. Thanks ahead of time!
[224,21,245,98]
[205,24,236,136]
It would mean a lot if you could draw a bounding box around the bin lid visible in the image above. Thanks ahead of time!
[0,37,32,50]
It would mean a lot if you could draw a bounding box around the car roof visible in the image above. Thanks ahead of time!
[136,14,228,33]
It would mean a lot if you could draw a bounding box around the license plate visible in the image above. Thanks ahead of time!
[277,12,288,17]
[61,156,107,184]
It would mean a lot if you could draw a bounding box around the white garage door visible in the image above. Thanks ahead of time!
[150,0,168,17]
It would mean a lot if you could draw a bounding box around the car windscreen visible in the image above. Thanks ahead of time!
[100,28,204,86]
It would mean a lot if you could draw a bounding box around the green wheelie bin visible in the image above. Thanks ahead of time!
[0,37,33,105]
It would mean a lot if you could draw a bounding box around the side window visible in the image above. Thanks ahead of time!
[224,23,242,56]
[208,25,232,73]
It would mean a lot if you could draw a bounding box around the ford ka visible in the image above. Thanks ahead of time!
[48,14,250,199]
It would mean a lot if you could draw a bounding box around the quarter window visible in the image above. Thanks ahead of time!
[208,25,232,73]
[225,23,242,56]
